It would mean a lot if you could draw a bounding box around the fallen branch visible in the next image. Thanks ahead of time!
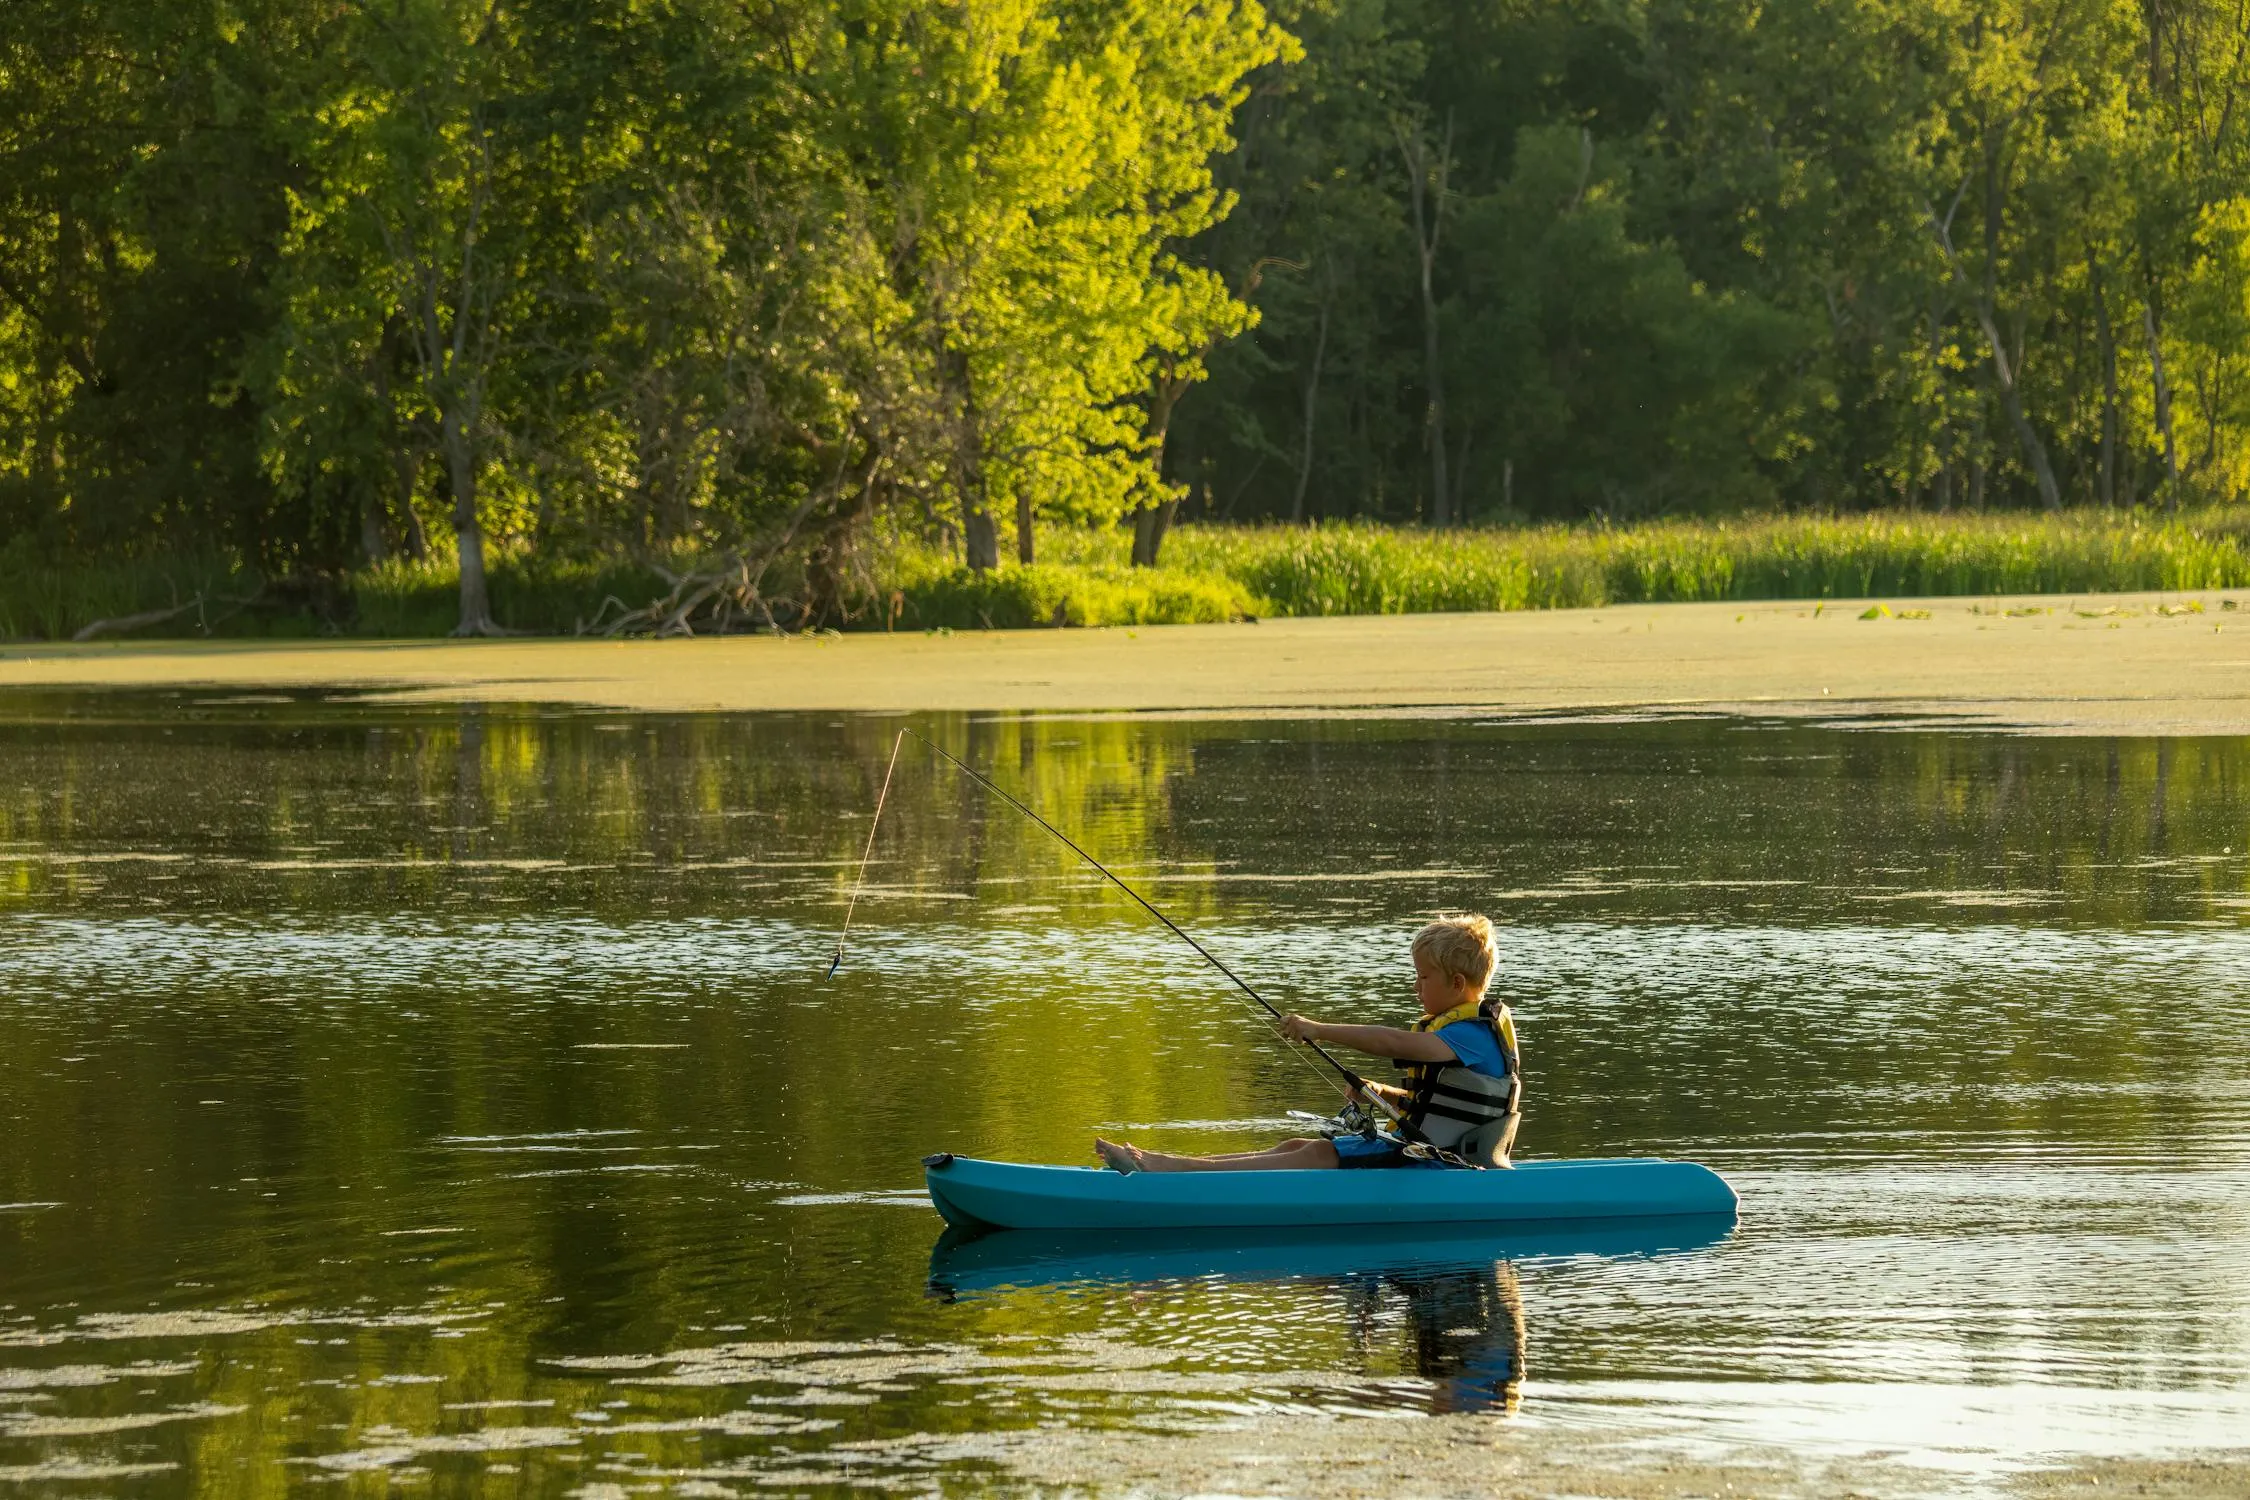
[73,596,208,642]
[582,455,871,638]
[584,555,777,638]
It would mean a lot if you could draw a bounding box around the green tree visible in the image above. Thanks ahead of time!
[263,0,546,634]
[830,0,1284,570]
[0,0,312,560]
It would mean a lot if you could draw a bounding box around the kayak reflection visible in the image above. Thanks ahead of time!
[928,1214,1731,1417]
[1346,1259,1528,1415]
[926,1211,1735,1298]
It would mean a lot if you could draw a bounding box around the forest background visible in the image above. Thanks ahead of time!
[4,0,2250,640]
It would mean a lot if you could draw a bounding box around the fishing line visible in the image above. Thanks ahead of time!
[831,725,1364,1105]
[829,727,906,979]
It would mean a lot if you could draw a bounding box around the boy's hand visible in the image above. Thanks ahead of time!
[1279,1013,1325,1044]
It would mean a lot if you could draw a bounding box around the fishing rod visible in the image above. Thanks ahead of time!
[830,726,1373,1107]
[829,727,906,980]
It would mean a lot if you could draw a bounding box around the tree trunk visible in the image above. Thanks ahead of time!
[1956,290,2061,511]
[1291,293,1329,524]
[634,422,660,553]
[1130,374,1188,568]
[2142,256,2181,508]
[1015,486,1034,565]
[400,486,431,562]
[1130,497,1178,567]
[374,323,428,561]
[1451,421,1474,523]
[1912,304,1943,510]
[366,336,393,564]
[2129,6,2161,515]
[1988,335,2063,512]
[386,406,429,563]
[359,490,388,565]
[1925,179,2060,511]
[964,509,998,572]
[2088,248,2120,508]
[1414,226,1448,526]
[943,347,998,572]
[1397,113,1452,527]
[444,407,496,636]
[1980,160,2060,512]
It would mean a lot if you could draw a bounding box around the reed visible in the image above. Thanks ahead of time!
[883,552,1258,629]
[7,511,2248,640]
[0,540,264,642]
[350,554,678,636]
[1158,513,2250,616]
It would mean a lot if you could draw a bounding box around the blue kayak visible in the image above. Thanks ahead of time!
[922,1152,1738,1232]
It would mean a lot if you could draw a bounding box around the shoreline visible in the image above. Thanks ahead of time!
[4,588,2249,735]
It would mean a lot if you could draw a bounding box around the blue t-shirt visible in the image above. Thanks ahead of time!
[1435,1019,1508,1078]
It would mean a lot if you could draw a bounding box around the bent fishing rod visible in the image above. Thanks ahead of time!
[830,726,1375,1107]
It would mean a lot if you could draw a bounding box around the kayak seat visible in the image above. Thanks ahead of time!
[1458,1113,1519,1169]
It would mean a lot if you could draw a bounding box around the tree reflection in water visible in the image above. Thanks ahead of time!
[13,697,2247,1485]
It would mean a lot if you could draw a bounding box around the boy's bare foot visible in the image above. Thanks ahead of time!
[1093,1138,1143,1174]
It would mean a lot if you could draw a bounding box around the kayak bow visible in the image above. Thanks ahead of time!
[921,1153,1737,1232]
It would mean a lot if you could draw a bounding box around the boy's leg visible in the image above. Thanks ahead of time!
[1163,1140,1330,1161]
[1097,1136,1316,1171]
[1098,1137,1341,1173]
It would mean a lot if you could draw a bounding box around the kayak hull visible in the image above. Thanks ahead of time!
[922,1153,1738,1232]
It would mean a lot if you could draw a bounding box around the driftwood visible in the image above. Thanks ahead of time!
[72,586,272,642]
[73,595,210,642]
[576,557,786,638]
[578,454,870,637]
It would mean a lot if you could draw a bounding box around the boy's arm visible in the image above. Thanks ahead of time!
[1282,1016,1457,1063]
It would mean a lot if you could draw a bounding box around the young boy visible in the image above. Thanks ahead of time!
[1094,914,1521,1173]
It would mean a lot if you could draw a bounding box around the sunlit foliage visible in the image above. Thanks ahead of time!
[3,0,2248,634]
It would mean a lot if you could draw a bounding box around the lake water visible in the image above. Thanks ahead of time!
[3,695,2249,1495]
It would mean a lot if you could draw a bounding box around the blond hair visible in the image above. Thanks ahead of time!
[1412,914,1496,994]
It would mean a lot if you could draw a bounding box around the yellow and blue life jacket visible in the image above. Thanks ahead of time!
[1394,999,1521,1152]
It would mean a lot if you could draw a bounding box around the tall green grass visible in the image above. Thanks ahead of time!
[350,554,678,635]
[880,512,2250,625]
[7,511,2249,640]
[0,539,266,642]
[0,541,676,641]
[1159,513,2250,616]
[883,550,1258,629]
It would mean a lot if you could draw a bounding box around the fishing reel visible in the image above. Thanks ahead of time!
[1285,1100,1382,1140]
